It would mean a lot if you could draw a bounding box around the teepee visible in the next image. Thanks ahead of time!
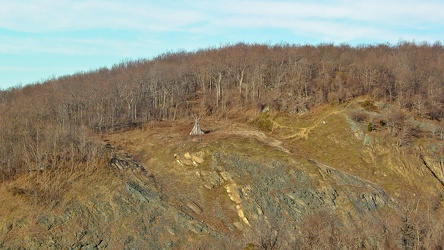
[189,115,204,135]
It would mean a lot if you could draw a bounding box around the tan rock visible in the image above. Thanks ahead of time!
[191,154,204,164]
[219,171,233,181]
[186,201,203,214]
[184,152,192,160]
[236,205,250,226]
[226,184,241,204]
[233,221,244,230]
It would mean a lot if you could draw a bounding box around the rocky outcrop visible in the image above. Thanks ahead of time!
[1,146,394,249]
[110,156,146,172]
[3,109,443,249]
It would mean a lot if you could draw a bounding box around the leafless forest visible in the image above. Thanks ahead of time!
[1,42,444,248]
[1,41,443,182]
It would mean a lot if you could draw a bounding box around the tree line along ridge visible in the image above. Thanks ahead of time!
[0,41,443,181]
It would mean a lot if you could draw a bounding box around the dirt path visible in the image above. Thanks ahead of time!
[214,120,291,153]
[272,101,355,140]
[284,110,343,140]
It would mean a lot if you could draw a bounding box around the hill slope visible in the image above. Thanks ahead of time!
[1,98,443,249]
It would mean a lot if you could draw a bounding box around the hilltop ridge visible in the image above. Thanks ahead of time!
[1,43,444,248]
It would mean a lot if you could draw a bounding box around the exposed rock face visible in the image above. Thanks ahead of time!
[1,108,443,249]
[1,148,392,249]
[110,156,146,171]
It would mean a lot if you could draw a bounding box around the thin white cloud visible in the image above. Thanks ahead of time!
[0,0,204,32]
[0,0,442,42]
[0,34,161,58]
[0,0,442,89]
[198,0,444,40]
[0,65,78,72]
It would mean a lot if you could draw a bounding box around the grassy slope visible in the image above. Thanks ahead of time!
[102,98,443,210]
[1,98,443,248]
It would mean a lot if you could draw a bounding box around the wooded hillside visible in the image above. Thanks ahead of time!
[1,42,443,181]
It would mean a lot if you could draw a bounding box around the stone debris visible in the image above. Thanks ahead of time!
[176,152,205,166]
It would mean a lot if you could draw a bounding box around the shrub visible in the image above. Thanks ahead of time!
[368,122,374,132]
[251,114,273,131]
[359,100,378,112]
[429,106,444,121]
[351,110,368,122]
[386,107,406,135]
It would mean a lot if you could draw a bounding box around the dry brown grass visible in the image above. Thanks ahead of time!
[2,101,444,248]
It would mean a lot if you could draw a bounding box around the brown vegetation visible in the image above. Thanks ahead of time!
[1,42,443,181]
[1,41,444,248]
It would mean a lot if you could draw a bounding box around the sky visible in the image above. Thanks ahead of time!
[0,0,443,90]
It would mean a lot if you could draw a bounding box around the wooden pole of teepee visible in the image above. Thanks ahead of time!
[190,114,204,135]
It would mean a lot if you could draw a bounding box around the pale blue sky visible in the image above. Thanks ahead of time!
[1,0,443,89]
